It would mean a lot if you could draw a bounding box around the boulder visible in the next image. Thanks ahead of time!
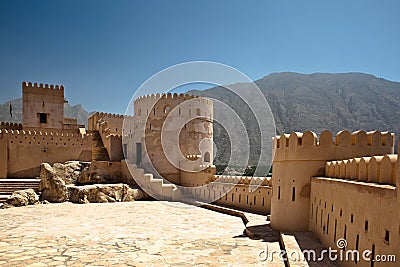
[76,161,119,185]
[122,185,146,201]
[5,189,39,207]
[39,161,89,202]
[38,161,147,204]
[68,184,146,204]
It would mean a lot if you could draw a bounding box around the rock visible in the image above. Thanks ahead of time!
[38,161,146,204]
[76,161,118,185]
[0,203,14,209]
[68,183,146,204]
[122,185,146,201]
[5,189,39,207]
[38,161,89,202]
[96,192,117,203]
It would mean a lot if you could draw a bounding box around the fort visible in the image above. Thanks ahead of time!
[0,81,399,266]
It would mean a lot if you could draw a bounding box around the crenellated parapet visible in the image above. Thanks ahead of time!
[134,93,198,102]
[0,128,92,140]
[133,93,212,118]
[325,154,397,186]
[0,122,22,130]
[212,175,272,187]
[90,111,133,121]
[22,81,64,96]
[273,130,394,162]
[88,112,133,134]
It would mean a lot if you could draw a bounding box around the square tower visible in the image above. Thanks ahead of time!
[22,82,65,129]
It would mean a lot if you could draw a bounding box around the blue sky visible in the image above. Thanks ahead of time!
[0,0,399,113]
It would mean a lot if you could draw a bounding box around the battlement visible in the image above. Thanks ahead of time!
[0,128,91,140]
[273,130,394,161]
[212,175,272,186]
[134,93,198,103]
[22,81,64,96]
[0,122,22,130]
[89,112,133,121]
[325,154,398,186]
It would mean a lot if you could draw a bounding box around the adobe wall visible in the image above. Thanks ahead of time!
[271,130,394,231]
[88,112,131,161]
[88,112,131,135]
[180,165,216,187]
[63,118,84,130]
[131,93,213,185]
[310,177,399,267]
[325,155,397,185]
[22,82,65,129]
[0,132,7,178]
[0,129,92,178]
[184,176,272,215]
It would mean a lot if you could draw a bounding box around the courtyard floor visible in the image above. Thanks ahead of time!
[0,201,284,266]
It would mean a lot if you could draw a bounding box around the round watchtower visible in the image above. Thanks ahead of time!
[128,93,213,185]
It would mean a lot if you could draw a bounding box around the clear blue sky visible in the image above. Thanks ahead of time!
[0,0,399,113]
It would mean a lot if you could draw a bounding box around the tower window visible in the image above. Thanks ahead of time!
[385,230,390,244]
[39,113,47,123]
[204,152,210,163]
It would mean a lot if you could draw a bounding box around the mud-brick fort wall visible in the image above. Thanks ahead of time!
[0,129,92,178]
[88,112,133,161]
[310,152,399,267]
[22,82,65,129]
[184,175,272,215]
[271,130,394,231]
[88,112,128,135]
[131,93,213,185]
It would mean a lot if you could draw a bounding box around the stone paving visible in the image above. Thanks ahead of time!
[0,201,284,266]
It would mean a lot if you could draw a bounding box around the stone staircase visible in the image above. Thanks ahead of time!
[91,131,110,161]
[126,162,181,201]
[0,179,41,203]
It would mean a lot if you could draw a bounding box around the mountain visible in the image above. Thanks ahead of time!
[0,98,90,127]
[188,72,400,164]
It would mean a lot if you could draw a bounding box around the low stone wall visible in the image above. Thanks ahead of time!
[185,176,272,215]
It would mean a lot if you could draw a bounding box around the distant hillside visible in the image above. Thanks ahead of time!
[0,98,90,127]
[189,72,400,164]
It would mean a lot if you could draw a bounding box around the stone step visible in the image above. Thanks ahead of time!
[0,194,11,203]
[0,179,40,182]
[0,179,41,198]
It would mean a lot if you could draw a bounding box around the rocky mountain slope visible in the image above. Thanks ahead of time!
[189,72,400,164]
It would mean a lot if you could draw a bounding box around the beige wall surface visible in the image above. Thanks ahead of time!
[0,129,92,178]
[184,176,272,215]
[271,130,395,232]
[310,177,399,267]
[130,93,213,185]
[22,82,65,129]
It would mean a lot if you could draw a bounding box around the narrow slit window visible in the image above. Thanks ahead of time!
[292,187,296,201]
[278,186,281,200]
